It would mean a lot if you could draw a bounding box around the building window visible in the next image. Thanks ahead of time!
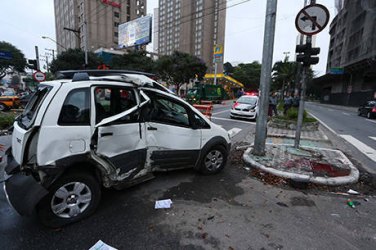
[114,12,120,18]
[114,32,119,37]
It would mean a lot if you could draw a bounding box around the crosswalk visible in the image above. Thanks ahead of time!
[340,135,376,162]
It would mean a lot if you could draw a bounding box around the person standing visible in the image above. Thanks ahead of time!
[283,94,293,115]
[269,92,278,116]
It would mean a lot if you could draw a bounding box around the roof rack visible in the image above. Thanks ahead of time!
[55,69,155,80]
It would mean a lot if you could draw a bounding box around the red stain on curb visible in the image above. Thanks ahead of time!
[282,159,350,177]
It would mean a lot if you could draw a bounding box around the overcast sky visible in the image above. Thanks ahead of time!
[0,0,335,76]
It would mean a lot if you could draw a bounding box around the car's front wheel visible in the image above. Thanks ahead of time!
[37,171,101,228]
[198,145,228,174]
[367,112,374,119]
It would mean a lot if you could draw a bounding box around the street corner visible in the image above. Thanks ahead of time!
[242,144,359,186]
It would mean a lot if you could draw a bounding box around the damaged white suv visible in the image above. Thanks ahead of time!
[3,70,230,227]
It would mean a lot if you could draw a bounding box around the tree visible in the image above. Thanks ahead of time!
[155,51,207,93]
[232,61,262,90]
[0,41,27,80]
[272,59,315,95]
[110,50,154,72]
[49,49,102,73]
[271,60,298,93]
[223,62,234,75]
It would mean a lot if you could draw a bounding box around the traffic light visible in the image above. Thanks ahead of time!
[295,42,320,67]
[28,59,38,70]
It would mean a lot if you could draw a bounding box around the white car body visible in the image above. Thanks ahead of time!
[4,71,231,226]
[230,95,259,120]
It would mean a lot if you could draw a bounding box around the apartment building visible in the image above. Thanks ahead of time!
[157,0,227,73]
[54,0,146,54]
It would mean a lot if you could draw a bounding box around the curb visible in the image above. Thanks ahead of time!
[267,133,329,142]
[243,146,360,186]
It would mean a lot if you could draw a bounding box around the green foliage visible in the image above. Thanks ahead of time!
[272,60,298,92]
[49,49,102,73]
[0,112,17,129]
[154,51,207,92]
[110,50,154,72]
[232,61,261,90]
[278,107,316,123]
[223,62,234,75]
[0,41,27,79]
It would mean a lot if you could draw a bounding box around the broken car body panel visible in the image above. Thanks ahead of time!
[4,72,231,218]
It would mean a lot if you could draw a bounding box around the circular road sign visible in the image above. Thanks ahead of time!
[295,4,330,36]
[33,71,46,82]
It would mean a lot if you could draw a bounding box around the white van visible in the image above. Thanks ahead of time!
[3,70,231,228]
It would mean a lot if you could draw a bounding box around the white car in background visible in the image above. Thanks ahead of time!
[230,95,259,120]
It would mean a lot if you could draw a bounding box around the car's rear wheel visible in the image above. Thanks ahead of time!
[197,145,227,174]
[367,112,374,119]
[37,171,101,228]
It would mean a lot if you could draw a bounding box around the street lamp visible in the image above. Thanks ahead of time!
[41,36,66,50]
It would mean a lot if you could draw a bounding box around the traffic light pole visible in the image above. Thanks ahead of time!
[294,0,315,148]
[253,0,277,156]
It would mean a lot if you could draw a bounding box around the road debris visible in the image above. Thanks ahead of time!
[155,199,173,209]
[276,202,289,208]
[347,189,360,195]
[207,216,215,220]
[89,240,117,250]
[347,199,355,208]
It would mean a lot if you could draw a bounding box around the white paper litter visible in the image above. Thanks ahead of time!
[89,240,117,250]
[155,199,173,209]
[347,189,360,195]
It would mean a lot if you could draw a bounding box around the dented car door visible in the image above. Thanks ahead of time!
[142,90,202,170]
[93,86,149,177]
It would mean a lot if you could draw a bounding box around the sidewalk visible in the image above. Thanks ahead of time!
[243,124,360,186]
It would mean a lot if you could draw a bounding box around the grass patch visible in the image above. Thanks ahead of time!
[276,107,317,123]
[0,112,17,130]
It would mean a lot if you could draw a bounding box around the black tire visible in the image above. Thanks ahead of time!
[37,171,101,228]
[0,103,8,111]
[197,145,228,175]
[367,112,372,119]
[357,109,362,116]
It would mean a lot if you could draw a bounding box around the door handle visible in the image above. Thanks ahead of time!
[100,132,113,137]
[147,126,157,131]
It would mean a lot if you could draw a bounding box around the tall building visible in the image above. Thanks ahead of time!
[54,0,147,54]
[313,0,376,106]
[157,0,227,73]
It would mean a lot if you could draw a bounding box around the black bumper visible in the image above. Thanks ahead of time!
[4,157,49,216]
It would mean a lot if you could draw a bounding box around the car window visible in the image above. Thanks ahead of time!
[17,85,52,130]
[95,87,138,124]
[144,92,191,127]
[58,88,90,126]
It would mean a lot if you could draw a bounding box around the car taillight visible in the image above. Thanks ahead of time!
[232,102,239,109]
[372,107,376,112]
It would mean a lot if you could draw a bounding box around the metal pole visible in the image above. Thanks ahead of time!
[214,62,218,85]
[35,46,40,71]
[83,0,88,66]
[46,55,49,73]
[253,0,278,156]
[294,0,315,148]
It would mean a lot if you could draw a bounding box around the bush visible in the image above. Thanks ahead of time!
[0,112,17,130]
[277,107,316,123]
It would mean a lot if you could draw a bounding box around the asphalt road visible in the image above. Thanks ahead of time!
[305,102,376,173]
[2,102,376,249]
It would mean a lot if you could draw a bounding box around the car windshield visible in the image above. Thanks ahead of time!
[17,85,52,130]
[238,96,257,105]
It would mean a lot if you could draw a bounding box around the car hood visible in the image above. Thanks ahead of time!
[236,103,256,109]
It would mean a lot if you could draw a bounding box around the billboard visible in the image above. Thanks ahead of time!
[118,16,152,48]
